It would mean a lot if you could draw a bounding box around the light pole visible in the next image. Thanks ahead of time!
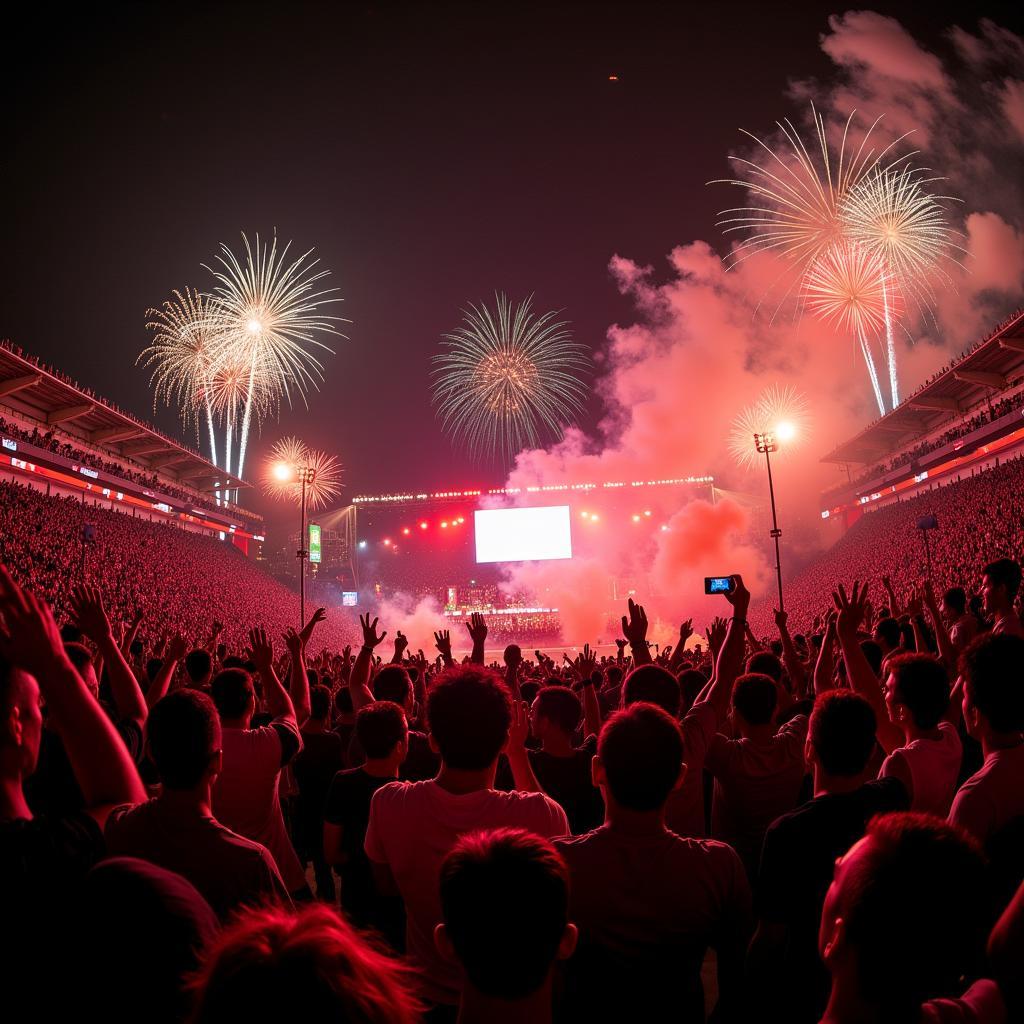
[754,431,785,613]
[296,465,315,629]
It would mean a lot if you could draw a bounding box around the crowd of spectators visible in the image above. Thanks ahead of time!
[3,452,1024,1023]
[0,410,241,519]
[773,454,1024,635]
[831,389,1024,497]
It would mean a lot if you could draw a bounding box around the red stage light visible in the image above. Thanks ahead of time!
[383,538,391,546]
[420,521,428,530]
[441,521,448,528]
[402,527,411,535]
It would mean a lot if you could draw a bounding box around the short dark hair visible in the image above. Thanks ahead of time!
[809,691,877,776]
[677,668,706,712]
[731,673,777,726]
[184,648,212,683]
[147,690,221,789]
[64,641,94,676]
[60,623,84,644]
[605,665,623,687]
[373,665,411,705]
[520,680,540,705]
[984,557,1022,600]
[309,684,332,722]
[622,665,681,717]
[887,654,949,730]
[942,587,967,615]
[840,813,987,1010]
[874,617,902,650]
[355,701,408,759]
[960,633,1024,733]
[427,667,511,770]
[532,686,581,735]
[746,651,783,684]
[211,668,254,720]
[334,687,353,715]
[598,703,683,811]
[440,829,569,999]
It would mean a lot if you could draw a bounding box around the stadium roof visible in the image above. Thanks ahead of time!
[0,341,249,495]
[822,308,1024,465]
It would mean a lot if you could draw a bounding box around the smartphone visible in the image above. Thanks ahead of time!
[705,576,735,595]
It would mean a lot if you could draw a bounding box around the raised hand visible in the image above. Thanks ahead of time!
[774,607,788,630]
[434,629,452,659]
[0,566,66,677]
[309,607,327,627]
[503,699,530,754]
[247,626,274,672]
[615,638,627,653]
[705,616,728,656]
[166,633,187,662]
[905,588,924,618]
[393,630,409,658]
[679,618,694,647]
[466,612,488,644]
[341,644,352,664]
[284,627,303,659]
[723,574,751,618]
[69,584,114,643]
[621,598,648,647]
[575,642,597,680]
[832,582,869,641]
[360,613,387,649]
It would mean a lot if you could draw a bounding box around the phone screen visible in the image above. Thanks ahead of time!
[705,576,733,594]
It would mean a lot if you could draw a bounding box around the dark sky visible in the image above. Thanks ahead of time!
[3,1,1009,532]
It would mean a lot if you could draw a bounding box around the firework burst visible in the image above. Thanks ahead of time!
[263,436,344,511]
[432,293,590,465]
[803,243,895,415]
[206,232,346,480]
[139,287,229,468]
[729,385,810,469]
[713,106,908,277]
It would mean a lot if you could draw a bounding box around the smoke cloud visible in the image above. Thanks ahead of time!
[497,15,1024,638]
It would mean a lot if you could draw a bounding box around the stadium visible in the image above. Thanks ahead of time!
[7,8,1024,1021]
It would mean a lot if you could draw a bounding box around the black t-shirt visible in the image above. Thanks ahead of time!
[331,721,355,766]
[323,768,398,916]
[347,728,440,782]
[530,735,603,835]
[1,811,106,995]
[291,730,346,855]
[756,777,909,1023]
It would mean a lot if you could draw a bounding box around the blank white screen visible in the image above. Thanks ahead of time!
[474,506,572,563]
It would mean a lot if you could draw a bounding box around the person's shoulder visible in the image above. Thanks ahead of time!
[937,721,963,744]
[105,799,144,827]
[861,775,911,811]
[553,825,606,852]
[369,778,425,809]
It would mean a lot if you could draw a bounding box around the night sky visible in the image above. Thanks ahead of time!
[4,1,1014,532]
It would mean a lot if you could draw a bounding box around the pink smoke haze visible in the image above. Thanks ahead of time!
[491,15,1022,643]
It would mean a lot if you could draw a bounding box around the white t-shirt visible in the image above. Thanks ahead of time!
[880,721,962,817]
[949,744,1024,845]
[705,715,809,872]
[212,720,307,892]
[365,779,569,1004]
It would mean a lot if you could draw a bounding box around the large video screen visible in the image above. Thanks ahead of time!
[474,506,572,564]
